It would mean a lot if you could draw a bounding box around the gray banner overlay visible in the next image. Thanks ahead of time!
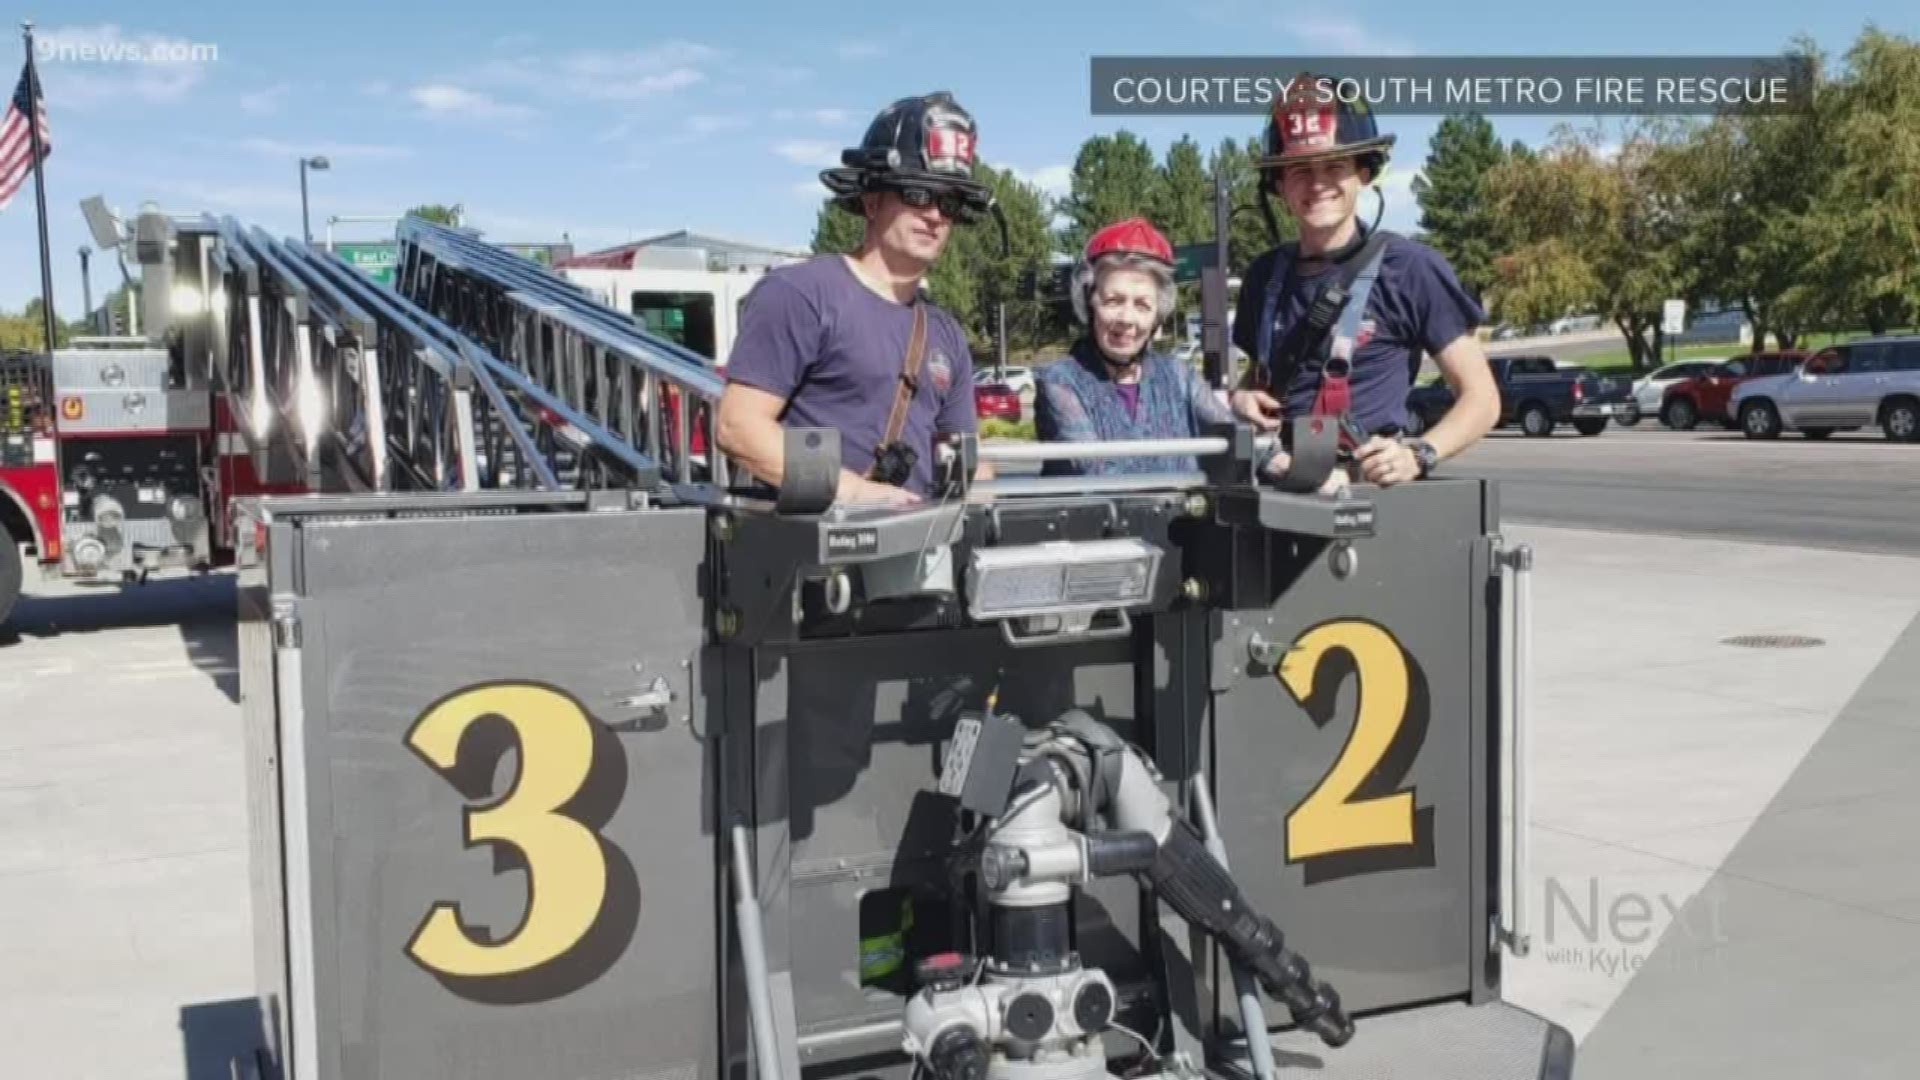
[1090,56,1814,115]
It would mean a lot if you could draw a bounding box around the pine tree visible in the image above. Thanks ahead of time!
[1410,113,1505,304]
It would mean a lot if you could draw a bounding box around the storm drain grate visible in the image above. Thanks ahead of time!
[1721,633,1826,649]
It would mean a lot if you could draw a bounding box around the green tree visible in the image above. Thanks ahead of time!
[1658,43,1833,351]
[1208,135,1294,275]
[1411,113,1506,304]
[407,203,464,226]
[808,199,865,255]
[1149,135,1217,331]
[1485,121,1693,370]
[0,298,72,351]
[1802,27,1920,335]
[1057,132,1162,255]
[1151,136,1213,246]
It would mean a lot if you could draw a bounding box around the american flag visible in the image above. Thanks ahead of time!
[0,62,52,214]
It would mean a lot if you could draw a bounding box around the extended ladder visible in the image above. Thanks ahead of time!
[195,214,736,497]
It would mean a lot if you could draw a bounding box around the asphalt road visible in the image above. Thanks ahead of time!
[1449,423,1920,556]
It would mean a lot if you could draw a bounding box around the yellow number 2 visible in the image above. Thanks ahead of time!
[404,683,607,979]
[1277,620,1417,862]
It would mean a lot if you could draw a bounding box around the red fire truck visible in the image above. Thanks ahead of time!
[0,332,306,631]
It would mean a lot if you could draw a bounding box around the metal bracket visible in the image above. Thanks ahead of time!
[1245,631,1290,668]
[610,666,679,731]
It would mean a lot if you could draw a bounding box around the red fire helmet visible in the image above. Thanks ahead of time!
[1084,217,1173,266]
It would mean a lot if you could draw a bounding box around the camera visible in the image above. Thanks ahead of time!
[867,442,918,487]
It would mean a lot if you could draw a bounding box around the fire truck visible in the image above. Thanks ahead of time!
[13,201,1573,1080]
[0,201,312,631]
[0,208,746,633]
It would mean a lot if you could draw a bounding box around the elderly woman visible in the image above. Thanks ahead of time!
[1032,218,1235,477]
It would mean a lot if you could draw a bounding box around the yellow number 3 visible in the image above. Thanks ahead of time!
[404,683,607,979]
[1277,620,1418,862]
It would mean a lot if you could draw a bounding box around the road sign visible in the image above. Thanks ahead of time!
[1662,299,1686,335]
[335,242,399,286]
[1173,242,1215,284]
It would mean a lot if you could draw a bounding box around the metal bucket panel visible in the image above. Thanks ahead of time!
[264,503,714,1080]
[1210,479,1494,1021]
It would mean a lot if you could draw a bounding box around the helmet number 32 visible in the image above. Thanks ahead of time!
[404,683,613,981]
[1288,110,1326,136]
[1276,619,1422,863]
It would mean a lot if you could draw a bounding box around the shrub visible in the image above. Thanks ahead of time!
[979,418,1036,442]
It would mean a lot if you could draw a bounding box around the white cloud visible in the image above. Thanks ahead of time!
[774,140,840,168]
[152,180,302,214]
[32,24,219,107]
[474,40,717,104]
[775,107,852,126]
[792,180,829,201]
[1012,164,1073,200]
[687,114,749,136]
[1284,16,1415,57]
[409,83,537,121]
[239,83,291,116]
[463,209,654,249]
[228,137,414,162]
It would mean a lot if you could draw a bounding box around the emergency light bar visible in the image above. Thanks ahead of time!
[965,537,1162,623]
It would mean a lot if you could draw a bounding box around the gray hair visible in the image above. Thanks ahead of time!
[1071,252,1176,326]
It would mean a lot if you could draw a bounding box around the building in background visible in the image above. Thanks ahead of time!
[557,230,808,274]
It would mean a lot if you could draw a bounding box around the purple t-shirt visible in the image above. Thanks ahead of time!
[1114,382,1141,420]
[724,255,977,496]
[1232,234,1485,434]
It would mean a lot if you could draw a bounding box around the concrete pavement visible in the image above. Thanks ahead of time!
[0,575,253,1080]
[1497,523,1920,1067]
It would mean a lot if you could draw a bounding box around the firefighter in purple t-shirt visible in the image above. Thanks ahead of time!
[1228,73,1499,487]
[716,92,995,507]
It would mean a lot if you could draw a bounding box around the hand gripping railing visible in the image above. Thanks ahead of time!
[394,216,734,488]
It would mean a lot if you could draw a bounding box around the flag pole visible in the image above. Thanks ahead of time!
[21,20,58,354]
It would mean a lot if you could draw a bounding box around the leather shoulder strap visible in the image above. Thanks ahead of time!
[881,302,929,447]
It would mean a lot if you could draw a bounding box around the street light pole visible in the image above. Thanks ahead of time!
[299,155,331,246]
[79,246,94,332]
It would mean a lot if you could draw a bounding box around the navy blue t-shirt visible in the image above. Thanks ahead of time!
[724,255,977,496]
[1231,233,1485,435]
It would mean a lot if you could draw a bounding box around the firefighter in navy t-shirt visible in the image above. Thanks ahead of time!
[1228,75,1499,488]
[717,91,995,507]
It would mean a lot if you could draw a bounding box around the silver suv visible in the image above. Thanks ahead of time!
[1729,336,1920,442]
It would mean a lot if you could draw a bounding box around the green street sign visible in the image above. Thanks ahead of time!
[334,242,399,286]
[1173,242,1215,283]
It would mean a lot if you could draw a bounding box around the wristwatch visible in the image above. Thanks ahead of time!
[1404,437,1439,479]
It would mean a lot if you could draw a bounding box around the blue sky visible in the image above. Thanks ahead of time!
[2,0,1909,312]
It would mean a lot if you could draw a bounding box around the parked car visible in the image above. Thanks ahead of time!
[974,365,1035,397]
[975,381,1023,422]
[1549,314,1603,335]
[1728,336,1920,441]
[1404,355,1634,437]
[1630,359,1726,421]
[1658,351,1807,429]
